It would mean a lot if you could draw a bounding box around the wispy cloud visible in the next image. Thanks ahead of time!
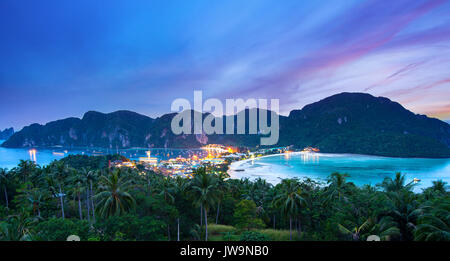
[1,0,450,129]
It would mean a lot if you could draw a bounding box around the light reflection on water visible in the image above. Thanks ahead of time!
[0,140,207,170]
[2,141,450,192]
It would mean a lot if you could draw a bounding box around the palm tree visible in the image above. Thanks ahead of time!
[0,168,10,208]
[430,180,448,194]
[156,177,175,203]
[267,188,279,229]
[215,172,229,224]
[338,218,372,241]
[49,162,71,219]
[189,167,218,241]
[379,172,414,192]
[414,199,450,241]
[387,190,422,241]
[69,171,85,220]
[154,177,176,240]
[94,169,135,218]
[0,211,37,241]
[243,178,272,211]
[81,168,97,223]
[24,187,45,218]
[367,216,401,241]
[79,168,91,223]
[143,169,158,196]
[243,178,272,226]
[326,172,349,201]
[189,224,202,241]
[173,176,189,241]
[227,179,246,199]
[15,160,36,184]
[45,176,61,218]
[273,179,306,240]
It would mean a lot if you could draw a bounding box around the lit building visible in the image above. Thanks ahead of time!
[139,157,158,165]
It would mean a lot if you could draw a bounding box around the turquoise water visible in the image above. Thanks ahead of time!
[0,146,84,170]
[229,152,450,191]
[2,139,449,192]
[0,140,207,170]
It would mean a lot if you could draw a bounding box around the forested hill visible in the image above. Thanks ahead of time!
[0,127,14,140]
[280,93,450,158]
[2,93,450,158]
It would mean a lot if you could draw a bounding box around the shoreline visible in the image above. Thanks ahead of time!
[228,151,450,171]
[227,152,450,191]
[1,140,449,159]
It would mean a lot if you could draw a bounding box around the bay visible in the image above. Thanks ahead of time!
[0,140,206,170]
[228,152,450,191]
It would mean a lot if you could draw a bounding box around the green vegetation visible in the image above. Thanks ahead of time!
[0,155,449,241]
[233,199,265,230]
[281,93,450,158]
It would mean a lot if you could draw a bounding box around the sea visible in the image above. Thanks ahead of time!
[228,152,450,191]
[1,140,449,191]
[0,140,206,170]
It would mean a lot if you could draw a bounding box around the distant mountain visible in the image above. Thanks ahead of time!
[2,93,450,158]
[0,128,14,140]
[2,110,156,149]
[0,109,276,149]
[280,93,450,157]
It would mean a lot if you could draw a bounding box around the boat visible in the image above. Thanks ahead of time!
[301,147,319,153]
[92,151,104,156]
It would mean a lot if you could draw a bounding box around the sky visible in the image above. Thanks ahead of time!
[1,0,450,130]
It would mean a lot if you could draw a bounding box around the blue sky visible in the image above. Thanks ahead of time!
[1,0,450,130]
